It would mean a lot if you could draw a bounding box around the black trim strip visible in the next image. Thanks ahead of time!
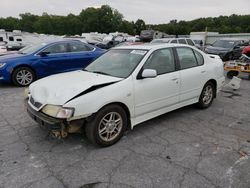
[64,81,118,104]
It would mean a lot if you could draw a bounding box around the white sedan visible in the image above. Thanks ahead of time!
[26,44,225,146]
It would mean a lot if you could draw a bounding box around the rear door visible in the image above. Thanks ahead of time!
[68,41,97,70]
[175,47,206,102]
[134,48,180,117]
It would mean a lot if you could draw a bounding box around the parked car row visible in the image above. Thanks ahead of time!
[205,38,249,61]
[25,43,225,146]
[0,40,105,86]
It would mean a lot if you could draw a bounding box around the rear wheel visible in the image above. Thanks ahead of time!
[197,82,215,109]
[85,104,128,147]
[12,67,35,87]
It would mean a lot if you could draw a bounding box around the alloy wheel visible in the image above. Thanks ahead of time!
[202,85,213,105]
[98,112,123,142]
[16,69,33,86]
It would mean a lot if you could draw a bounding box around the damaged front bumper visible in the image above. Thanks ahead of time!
[27,102,64,130]
[26,101,84,138]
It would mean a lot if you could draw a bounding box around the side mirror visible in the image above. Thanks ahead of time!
[141,69,157,79]
[234,46,240,49]
[38,51,50,57]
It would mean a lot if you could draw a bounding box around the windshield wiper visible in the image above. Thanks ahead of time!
[92,71,111,76]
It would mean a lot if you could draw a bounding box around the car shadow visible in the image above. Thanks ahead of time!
[41,104,199,148]
[0,82,16,88]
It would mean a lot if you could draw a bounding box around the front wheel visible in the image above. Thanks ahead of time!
[197,82,215,109]
[12,67,35,87]
[85,104,128,147]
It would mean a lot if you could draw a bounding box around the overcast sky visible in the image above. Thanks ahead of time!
[1,0,250,24]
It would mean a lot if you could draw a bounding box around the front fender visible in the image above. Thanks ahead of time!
[64,77,134,120]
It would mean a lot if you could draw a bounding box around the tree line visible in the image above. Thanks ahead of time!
[0,5,249,36]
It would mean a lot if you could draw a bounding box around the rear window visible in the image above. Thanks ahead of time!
[186,39,195,46]
[176,47,198,69]
[178,39,187,44]
[69,42,93,52]
[170,40,177,43]
[194,50,204,65]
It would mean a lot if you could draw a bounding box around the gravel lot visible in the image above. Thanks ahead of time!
[0,78,250,188]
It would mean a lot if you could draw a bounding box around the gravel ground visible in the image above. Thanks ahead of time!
[0,78,250,188]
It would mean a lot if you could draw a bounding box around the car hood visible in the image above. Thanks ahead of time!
[206,46,230,54]
[0,53,26,62]
[29,70,123,106]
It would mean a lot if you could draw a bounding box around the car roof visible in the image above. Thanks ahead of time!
[114,43,191,50]
[153,38,192,40]
[152,38,171,41]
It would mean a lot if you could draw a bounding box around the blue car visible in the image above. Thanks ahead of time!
[0,40,105,86]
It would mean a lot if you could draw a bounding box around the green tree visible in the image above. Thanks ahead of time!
[134,19,146,35]
[33,13,53,34]
[19,13,38,32]
[0,7,249,36]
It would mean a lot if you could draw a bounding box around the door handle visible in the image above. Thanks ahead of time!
[201,70,206,73]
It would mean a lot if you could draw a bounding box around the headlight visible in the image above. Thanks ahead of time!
[42,105,74,119]
[0,63,6,69]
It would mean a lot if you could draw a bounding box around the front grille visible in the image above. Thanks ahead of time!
[30,96,43,109]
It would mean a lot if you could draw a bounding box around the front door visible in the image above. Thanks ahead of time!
[38,42,71,75]
[134,48,180,117]
[175,47,206,102]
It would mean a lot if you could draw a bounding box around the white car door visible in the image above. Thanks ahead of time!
[175,47,207,102]
[134,48,180,117]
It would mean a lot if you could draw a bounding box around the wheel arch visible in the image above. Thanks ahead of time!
[97,102,132,130]
[11,64,37,79]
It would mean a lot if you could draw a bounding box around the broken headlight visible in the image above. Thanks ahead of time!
[42,105,74,119]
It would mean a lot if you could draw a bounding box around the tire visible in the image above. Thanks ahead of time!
[197,82,215,109]
[12,67,35,87]
[85,104,128,147]
[227,71,239,79]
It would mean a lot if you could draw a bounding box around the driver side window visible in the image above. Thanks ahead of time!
[43,43,68,54]
[143,48,176,75]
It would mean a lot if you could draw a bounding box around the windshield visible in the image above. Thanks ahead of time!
[84,49,148,78]
[212,40,236,49]
[18,43,47,54]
